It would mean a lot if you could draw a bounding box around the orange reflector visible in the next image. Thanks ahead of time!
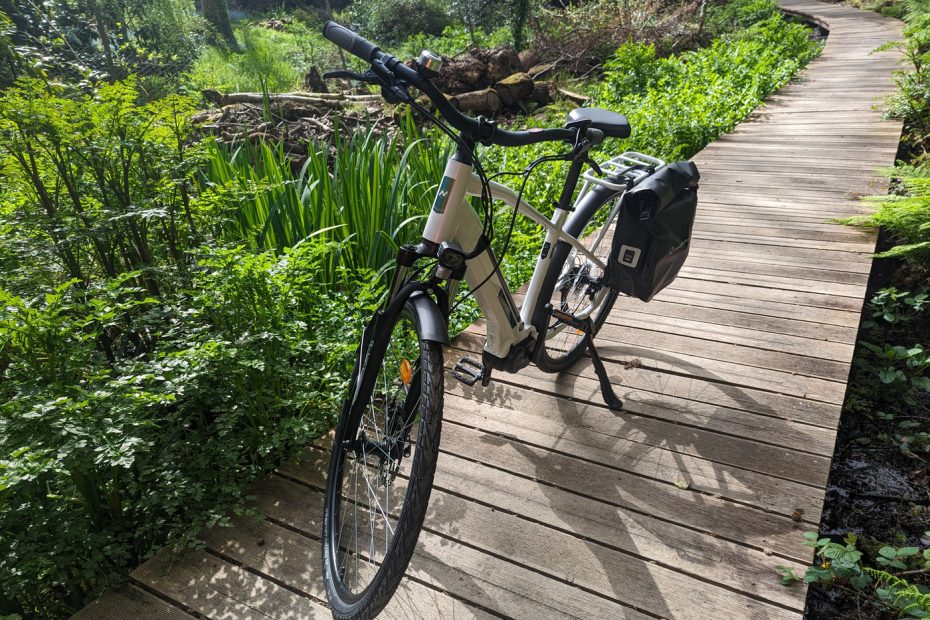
[399,359,413,386]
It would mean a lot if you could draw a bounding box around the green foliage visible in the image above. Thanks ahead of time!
[844,288,930,451]
[704,0,781,32]
[349,0,452,45]
[0,78,202,296]
[840,165,930,264]
[876,0,930,157]
[1,0,205,89]
[511,0,530,51]
[0,240,373,618]
[0,10,24,89]
[802,532,874,590]
[448,0,504,44]
[529,0,702,72]
[397,25,513,61]
[867,287,929,326]
[188,20,338,94]
[596,8,821,160]
[201,114,452,282]
[870,569,930,618]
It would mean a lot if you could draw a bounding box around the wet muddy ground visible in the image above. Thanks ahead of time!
[804,250,930,618]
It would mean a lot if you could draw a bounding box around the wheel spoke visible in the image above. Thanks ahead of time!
[326,307,438,604]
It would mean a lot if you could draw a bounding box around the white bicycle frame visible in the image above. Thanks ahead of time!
[421,151,665,360]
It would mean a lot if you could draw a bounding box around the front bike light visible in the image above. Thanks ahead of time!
[437,241,465,271]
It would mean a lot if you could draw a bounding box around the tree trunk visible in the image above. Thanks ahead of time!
[86,0,121,80]
[200,0,238,51]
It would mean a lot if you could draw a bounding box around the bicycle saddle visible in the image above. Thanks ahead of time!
[566,108,631,139]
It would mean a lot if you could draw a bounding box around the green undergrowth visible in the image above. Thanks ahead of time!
[595,8,822,161]
[188,19,350,94]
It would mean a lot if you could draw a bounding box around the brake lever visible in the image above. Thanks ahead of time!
[323,69,375,82]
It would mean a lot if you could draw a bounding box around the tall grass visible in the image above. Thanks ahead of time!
[188,21,335,93]
[201,115,452,282]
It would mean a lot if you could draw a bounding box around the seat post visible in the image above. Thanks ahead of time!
[555,157,586,212]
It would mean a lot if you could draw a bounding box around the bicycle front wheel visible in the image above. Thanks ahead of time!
[322,301,443,620]
[534,186,623,372]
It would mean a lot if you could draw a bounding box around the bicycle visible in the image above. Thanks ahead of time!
[319,21,699,620]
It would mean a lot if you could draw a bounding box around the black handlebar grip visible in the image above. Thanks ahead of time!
[323,21,380,61]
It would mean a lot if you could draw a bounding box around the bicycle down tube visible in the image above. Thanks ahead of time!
[421,149,607,361]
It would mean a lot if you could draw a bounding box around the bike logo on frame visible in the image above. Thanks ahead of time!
[432,176,456,213]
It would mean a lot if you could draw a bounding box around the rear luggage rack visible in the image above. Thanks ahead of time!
[579,151,667,194]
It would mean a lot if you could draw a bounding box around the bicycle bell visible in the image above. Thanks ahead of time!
[417,50,442,77]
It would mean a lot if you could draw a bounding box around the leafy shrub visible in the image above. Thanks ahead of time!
[397,25,513,61]
[529,0,700,72]
[2,0,205,89]
[840,165,930,263]
[595,11,821,160]
[880,0,930,159]
[0,240,375,618]
[0,78,203,296]
[349,0,452,45]
[779,532,930,619]
[704,0,780,32]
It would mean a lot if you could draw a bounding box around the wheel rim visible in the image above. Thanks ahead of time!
[543,198,618,359]
[330,312,422,600]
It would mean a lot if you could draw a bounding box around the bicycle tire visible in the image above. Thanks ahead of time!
[322,301,444,620]
[533,185,623,372]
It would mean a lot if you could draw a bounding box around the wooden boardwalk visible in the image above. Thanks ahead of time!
[73,2,905,619]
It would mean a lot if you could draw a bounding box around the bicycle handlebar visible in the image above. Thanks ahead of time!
[322,21,583,148]
[323,21,380,62]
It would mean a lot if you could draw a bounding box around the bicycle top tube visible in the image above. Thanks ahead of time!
[322,21,581,148]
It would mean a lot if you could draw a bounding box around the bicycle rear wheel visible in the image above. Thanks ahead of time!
[534,186,622,372]
[322,301,443,620]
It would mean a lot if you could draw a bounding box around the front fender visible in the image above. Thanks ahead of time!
[407,290,450,345]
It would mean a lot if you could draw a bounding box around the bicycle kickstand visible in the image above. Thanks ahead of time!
[547,305,624,411]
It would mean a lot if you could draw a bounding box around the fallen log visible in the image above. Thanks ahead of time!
[201,90,381,107]
[528,80,557,106]
[494,72,534,107]
[451,88,502,115]
[557,88,589,105]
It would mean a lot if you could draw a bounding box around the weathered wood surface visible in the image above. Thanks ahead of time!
[72,1,905,618]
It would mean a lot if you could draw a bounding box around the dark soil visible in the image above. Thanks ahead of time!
[804,238,930,619]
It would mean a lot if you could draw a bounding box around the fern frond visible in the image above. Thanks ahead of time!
[864,566,930,617]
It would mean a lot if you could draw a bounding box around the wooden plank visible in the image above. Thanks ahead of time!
[283,444,811,612]
[666,277,866,313]
[253,473,656,620]
[682,253,871,285]
[604,309,855,360]
[441,388,829,513]
[677,265,867,297]
[384,421,819,560]
[610,296,860,342]
[200,516,497,620]
[646,286,863,327]
[132,549,330,619]
[69,585,196,620]
[444,358,836,466]
[277,458,801,620]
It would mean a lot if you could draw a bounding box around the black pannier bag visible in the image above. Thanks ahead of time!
[604,161,700,302]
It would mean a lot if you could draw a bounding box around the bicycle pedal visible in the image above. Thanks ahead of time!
[451,356,485,387]
[547,304,588,332]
